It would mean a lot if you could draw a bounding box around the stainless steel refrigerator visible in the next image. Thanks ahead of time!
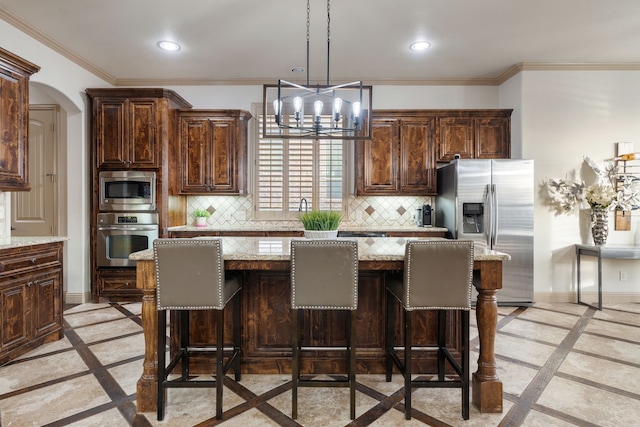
[436,159,534,305]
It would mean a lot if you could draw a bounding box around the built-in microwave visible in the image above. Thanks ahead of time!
[99,171,156,211]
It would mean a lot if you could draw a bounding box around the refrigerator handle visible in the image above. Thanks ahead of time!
[491,184,498,247]
[484,184,492,247]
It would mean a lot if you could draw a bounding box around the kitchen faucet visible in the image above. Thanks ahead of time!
[298,198,308,212]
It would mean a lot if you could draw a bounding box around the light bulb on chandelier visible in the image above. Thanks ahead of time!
[262,0,372,140]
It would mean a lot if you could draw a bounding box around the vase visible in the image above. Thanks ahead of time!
[590,207,608,245]
[194,217,208,227]
[303,230,338,239]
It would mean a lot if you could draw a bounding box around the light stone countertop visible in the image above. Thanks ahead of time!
[0,236,68,250]
[168,225,448,233]
[131,236,509,262]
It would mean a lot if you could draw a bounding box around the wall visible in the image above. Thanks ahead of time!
[0,18,111,303]
[521,70,640,302]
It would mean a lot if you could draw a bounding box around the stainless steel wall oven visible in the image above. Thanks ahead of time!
[96,213,158,267]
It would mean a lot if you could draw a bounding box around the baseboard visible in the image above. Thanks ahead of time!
[64,291,92,304]
[535,291,640,304]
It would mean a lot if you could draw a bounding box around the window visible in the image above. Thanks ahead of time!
[254,106,347,220]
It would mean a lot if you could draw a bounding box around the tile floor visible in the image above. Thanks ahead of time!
[1,301,639,426]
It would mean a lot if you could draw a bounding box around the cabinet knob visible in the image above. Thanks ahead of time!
[31,258,37,265]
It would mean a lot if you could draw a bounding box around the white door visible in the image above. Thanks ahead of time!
[11,107,58,236]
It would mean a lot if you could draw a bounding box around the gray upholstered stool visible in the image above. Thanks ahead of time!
[385,239,474,420]
[290,239,359,420]
[154,238,242,421]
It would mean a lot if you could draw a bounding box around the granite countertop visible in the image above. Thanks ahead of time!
[131,236,509,262]
[168,225,448,233]
[0,236,68,250]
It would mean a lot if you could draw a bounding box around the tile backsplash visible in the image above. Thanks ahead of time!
[186,195,433,228]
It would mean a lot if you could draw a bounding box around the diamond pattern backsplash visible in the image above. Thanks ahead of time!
[187,194,432,228]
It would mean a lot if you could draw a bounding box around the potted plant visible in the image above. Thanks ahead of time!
[193,209,210,227]
[299,210,343,238]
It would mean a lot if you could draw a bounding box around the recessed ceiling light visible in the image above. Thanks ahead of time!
[158,41,181,51]
[410,41,431,51]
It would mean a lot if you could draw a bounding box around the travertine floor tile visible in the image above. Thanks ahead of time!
[537,376,640,426]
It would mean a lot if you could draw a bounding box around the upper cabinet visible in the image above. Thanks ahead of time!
[0,48,40,191]
[356,112,436,195]
[177,110,251,195]
[437,110,512,162]
[86,88,192,170]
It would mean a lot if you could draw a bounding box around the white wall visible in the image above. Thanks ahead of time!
[1,19,111,303]
[520,70,640,302]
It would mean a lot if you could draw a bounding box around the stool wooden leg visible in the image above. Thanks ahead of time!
[404,309,412,420]
[437,310,446,381]
[216,309,224,420]
[462,310,470,420]
[180,310,189,380]
[157,309,167,421]
[348,310,357,420]
[385,289,395,382]
[292,309,300,420]
[233,290,242,381]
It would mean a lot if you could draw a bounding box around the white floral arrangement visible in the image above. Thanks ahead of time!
[547,156,640,214]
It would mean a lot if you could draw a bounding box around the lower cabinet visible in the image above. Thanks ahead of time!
[0,241,64,365]
[95,268,140,302]
[172,270,460,374]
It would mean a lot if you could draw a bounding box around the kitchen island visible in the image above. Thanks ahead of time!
[131,236,509,414]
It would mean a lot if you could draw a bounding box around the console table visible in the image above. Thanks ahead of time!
[575,244,640,310]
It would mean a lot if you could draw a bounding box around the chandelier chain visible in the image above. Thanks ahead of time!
[327,0,331,42]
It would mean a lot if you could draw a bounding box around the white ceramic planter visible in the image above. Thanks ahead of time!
[303,230,338,239]
[194,217,208,227]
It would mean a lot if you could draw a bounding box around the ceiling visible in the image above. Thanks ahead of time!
[1,0,639,86]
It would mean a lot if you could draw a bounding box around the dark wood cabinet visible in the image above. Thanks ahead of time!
[177,110,251,195]
[87,88,192,302]
[0,48,40,191]
[91,97,159,168]
[437,110,512,162]
[0,241,64,365]
[96,268,139,301]
[87,88,192,170]
[356,112,436,195]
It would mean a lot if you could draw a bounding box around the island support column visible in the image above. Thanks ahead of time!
[136,260,158,412]
[472,259,503,413]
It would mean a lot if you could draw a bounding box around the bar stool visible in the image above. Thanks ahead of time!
[385,239,474,420]
[154,238,242,421]
[290,239,359,420]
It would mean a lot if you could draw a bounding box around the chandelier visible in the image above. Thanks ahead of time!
[262,0,372,140]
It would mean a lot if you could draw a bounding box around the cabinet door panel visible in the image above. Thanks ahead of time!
[181,119,209,192]
[211,120,234,190]
[1,281,29,351]
[0,49,36,191]
[95,99,127,167]
[31,269,62,339]
[438,117,474,162]
[357,119,399,194]
[400,119,436,194]
[475,117,510,159]
[128,99,158,167]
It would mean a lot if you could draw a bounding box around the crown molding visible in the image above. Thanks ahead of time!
[0,7,116,84]
[3,6,640,89]
[497,62,640,84]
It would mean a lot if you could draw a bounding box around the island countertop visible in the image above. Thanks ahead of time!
[133,235,508,414]
[167,225,448,234]
[130,236,509,262]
